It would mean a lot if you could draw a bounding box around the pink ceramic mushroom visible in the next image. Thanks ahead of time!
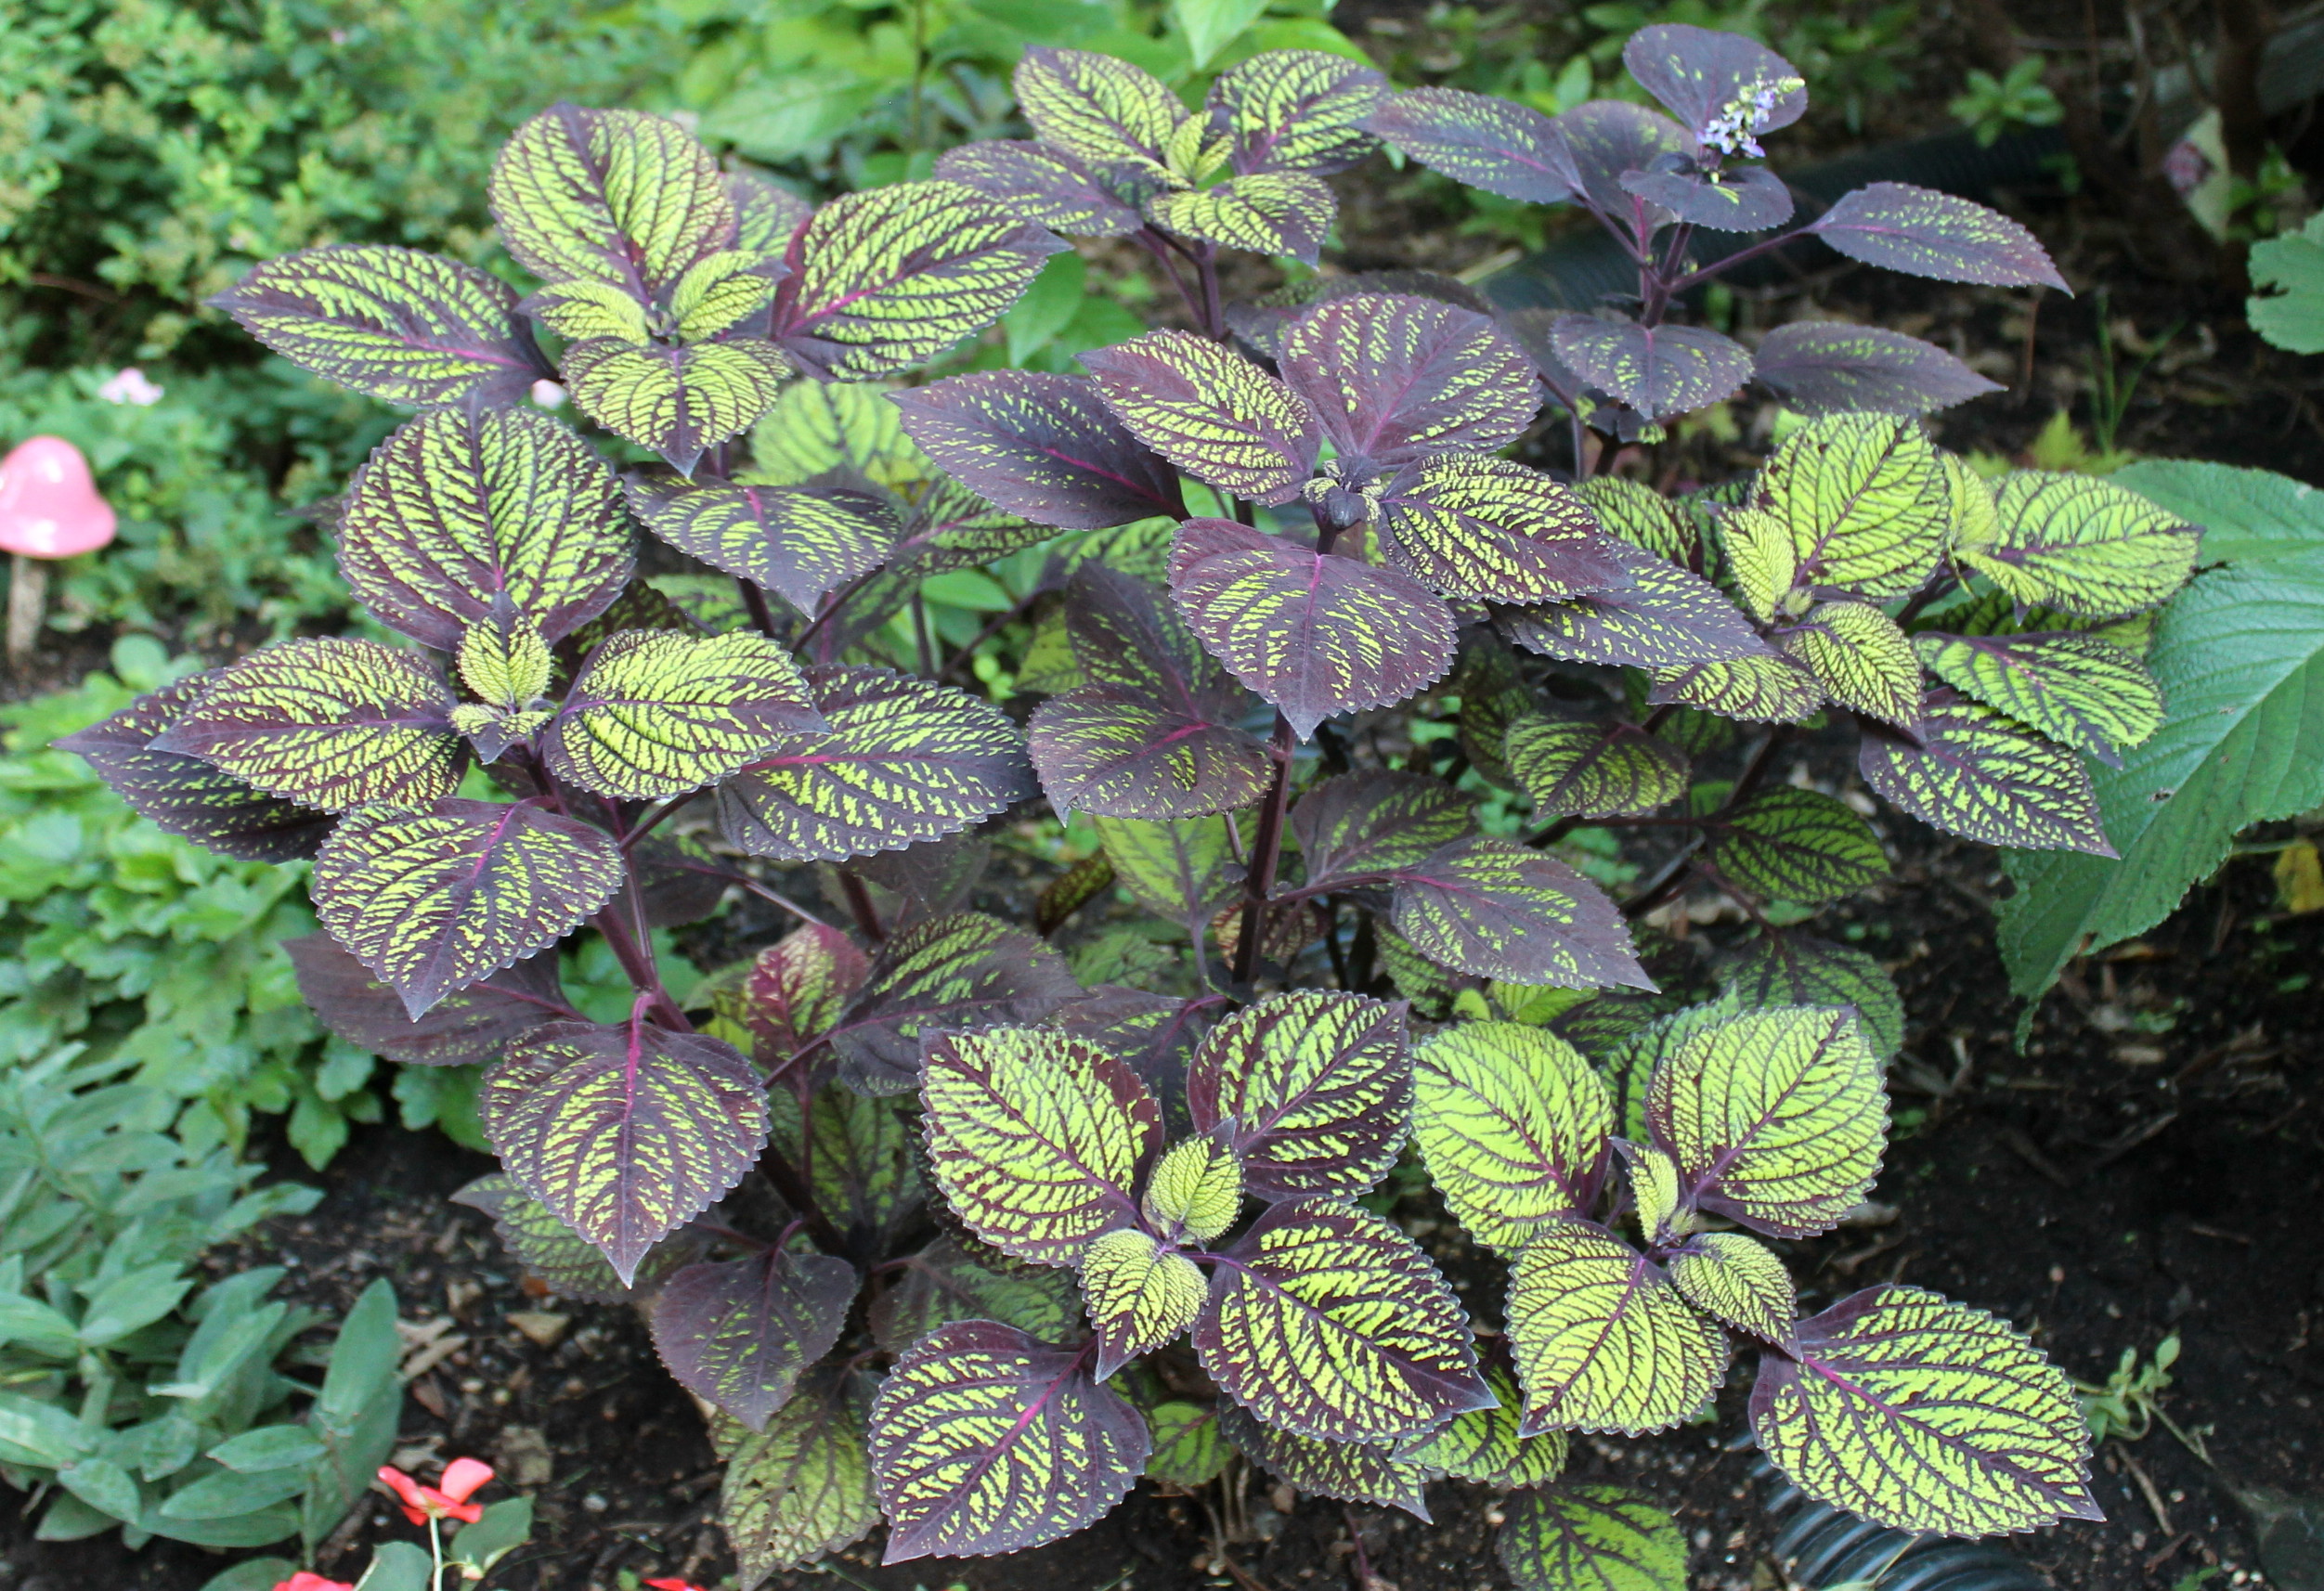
[0,436,116,667]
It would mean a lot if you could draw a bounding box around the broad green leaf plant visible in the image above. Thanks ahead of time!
[66,28,2188,1588]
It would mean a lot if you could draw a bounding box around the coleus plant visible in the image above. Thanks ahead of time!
[55,30,2180,1591]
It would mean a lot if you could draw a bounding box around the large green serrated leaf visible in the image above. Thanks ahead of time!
[824,912,1079,1095]
[339,407,635,651]
[1703,788,1889,905]
[1080,1227,1208,1377]
[1393,1349,1567,1487]
[921,1026,1159,1264]
[1185,990,1410,1202]
[564,336,790,470]
[1507,1221,1725,1435]
[1958,471,2199,616]
[312,800,625,1017]
[1775,601,1919,727]
[491,104,734,297]
[1862,695,2110,854]
[1377,457,1622,603]
[1751,1285,2099,1534]
[1411,1022,1612,1253]
[623,471,896,614]
[1084,333,1320,505]
[1195,1198,1490,1443]
[1715,933,1903,1060]
[869,1319,1149,1560]
[1499,1485,1686,1591]
[1913,629,2161,762]
[546,629,823,799]
[1645,1004,1884,1237]
[150,639,460,813]
[1218,1404,1434,1519]
[1668,1232,1795,1347]
[1507,718,1688,820]
[716,666,1035,860]
[1753,413,1950,598]
[720,1366,880,1585]
[483,1018,769,1283]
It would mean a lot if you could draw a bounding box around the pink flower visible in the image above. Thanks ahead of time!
[376,1458,494,1525]
[97,368,163,406]
[272,1574,356,1591]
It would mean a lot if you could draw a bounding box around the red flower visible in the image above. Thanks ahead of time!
[272,1575,356,1591]
[376,1458,494,1526]
[643,1580,709,1591]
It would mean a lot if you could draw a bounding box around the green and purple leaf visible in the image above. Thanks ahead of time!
[718,1366,880,1581]
[1912,628,2162,764]
[1506,1220,1726,1435]
[1549,315,1753,422]
[1364,88,1580,203]
[452,1172,699,1303]
[1292,769,1474,883]
[1622,23,1805,146]
[869,1232,1085,1352]
[823,912,1080,1095]
[1859,693,2113,854]
[889,371,1185,530]
[490,103,736,298]
[1052,988,1222,1132]
[1148,173,1338,265]
[868,1321,1149,1560]
[1751,322,2003,416]
[726,923,870,1066]
[1279,292,1539,469]
[1552,100,1696,216]
[563,335,790,472]
[727,170,815,257]
[482,1016,770,1285]
[1390,837,1651,989]
[286,934,568,1068]
[1393,1344,1570,1487]
[1080,1228,1209,1377]
[1169,517,1456,740]
[933,141,1146,236]
[769,1087,927,1250]
[310,798,625,1017]
[1376,457,1624,603]
[1507,718,1689,821]
[1810,183,2069,290]
[209,244,549,408]
[1082,332,1321,505]
[1213,50,1386,177]
[1715,932,1904,1060]
[1194,1198,1492,1443]
[545,628,824,800]
[1410,1021,1614,1252]
[651,1248,856,1430]
[1619,164,1792,231]
[1499,540,1772,669]
[1186,990,1411,1201]
[623,470,897,614]
[1013,47,1184,175]
[1499,1484,1687,1591]
[1701,787,1889,906]
[1217,1404,1433,1520]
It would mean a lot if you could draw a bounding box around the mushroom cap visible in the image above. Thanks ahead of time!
[0,435,117,559]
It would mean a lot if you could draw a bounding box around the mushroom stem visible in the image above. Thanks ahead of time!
[6,553,45,669]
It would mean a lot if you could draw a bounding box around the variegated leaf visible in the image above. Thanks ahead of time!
[1775,600,1920,727]
[1393,1346,1569,1488]
[210,244,547,408]
[1014,47,1183,175]
[1186,990,1410,1202]
[1391,837,1651,989]
[338,407,634,650]
[1751,1285,2100,1533]
[457,596,553,710]
[545,628,822,799]
[1577,477,1697,564]
[1715,933,1903,1060]
[1721,505,1799,624]
[920,1025,1159,1264]
[772,181,1065,380]
[824,912,1079,1095]
[723,923,870,1065]
[752,379,928,488]
[623,470,895,614]
[1551,316,1753,421]
[1645,1003,1885,1237]
[312,799,624,1017]
[1506,718,1689,820]
[287,934,565,1069]
[1148,173,1336,265]
[1093,811,1244,936]
[727,169,815,257]
[1620,164,1792,231]
[1860,693,2112,853]
[1753,412,1951,599]
[770,1086,926,1254]
[716,666,1035,861]
[1411,1021,1613,1252]
[869,1320,1149,1560]
[1169,516,1456,740]
[1280,292,1539,469]
[1080,1228,1208,1377]
[873,1234,1084,1354]
[1500,540,1769,669]
[1506,1221,1725,1435]
[1082,332,1321,505]
[1142,1133,1242,1242]
[1625,23,1805,142]
[1214,49,1386,176]
[564,335,789,471]
[453,1172,695,1302]
[1703,788,1889,905]
[491,104,734,297]
[59,676,333,862]
[1218,1404,1433,1520]
[1376,457,1625,602]
[1146,1401,1231,1487]
[1956,471,2201,617]
[1363,88,1579,203]
[719,1366,880,1581]
[1194,1198,1491,1443]
[1499,1485,1687,1591]
[933,140,1145,236]
[1810,183,2068,289]
[1647,653,1823,723]
[1553,100,1695,216]
[482,1017,769,1283]
[150,639,460,813]
[1751,322,2003,416]
[1668,1232,1796,1347]
[1912,629,2161,763]
[650,1248,856,1429]
[890,371,1184,530]
[1292,769,1473,884]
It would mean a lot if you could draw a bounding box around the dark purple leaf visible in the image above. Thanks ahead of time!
[1279,292,1539,470]
[1051,987,1224,1134]
[1497,307,1590,410]
[890,371,1186,530]
[1292,770,1474,886]
[1618,164,1792,231]
[55,677,333,862]
[840,830,991,933]
[1553,100,1697,218]
[1622,24,1806,149]
[1186,990,1410,1202]
[622,469,897,614]
[1081,331,1321,506]
[1029,565,1273,820]
[869,1321,1148,1560]
[1750,322,2003,416]
[1217,1404,1433,1520]
[649,1248,857,1430]
[934,140,1147,236]
[286,933,569,1067]
[1168,517,1457,740]
[1549,315,1754,421]
[1497,538,1773,668]
[630,834,734,928]
[727,923,871,1066]
[1389,836,1651,988]
[822,912,1080,1094]
[1212,49,1387,177]
[1364,87,1580,203]
[1810,183,2069,290]
[1227,269,1494,362]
